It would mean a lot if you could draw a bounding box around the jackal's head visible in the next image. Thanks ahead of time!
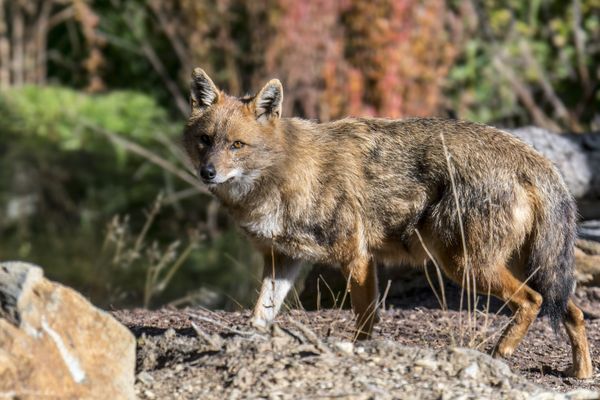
[183,68,285,198]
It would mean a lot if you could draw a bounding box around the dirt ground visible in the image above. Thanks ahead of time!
[113,284,600,398]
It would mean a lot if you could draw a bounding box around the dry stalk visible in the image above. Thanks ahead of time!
[287,319,332,355]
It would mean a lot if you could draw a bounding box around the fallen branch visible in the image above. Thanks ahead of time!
[81,120,209,195]
[287,318,332,355]
[191,321,223,349]
[187,312,265,339]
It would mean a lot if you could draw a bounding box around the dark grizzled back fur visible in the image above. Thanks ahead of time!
[356,118,576,330]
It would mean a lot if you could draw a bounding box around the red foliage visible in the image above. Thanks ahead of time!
[264,0,457,120]
[264,0,349,119]
[342,0,457,118]
[142,0,459,120]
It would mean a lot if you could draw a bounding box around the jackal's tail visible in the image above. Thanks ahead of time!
[527,181,576,331]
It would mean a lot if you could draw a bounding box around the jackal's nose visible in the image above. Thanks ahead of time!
[200,163,217,181]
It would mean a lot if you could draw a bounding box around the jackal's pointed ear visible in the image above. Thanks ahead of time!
[254,79,283,122]
[190,68,219,112]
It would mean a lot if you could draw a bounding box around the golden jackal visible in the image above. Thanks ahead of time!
[183,68,593,379]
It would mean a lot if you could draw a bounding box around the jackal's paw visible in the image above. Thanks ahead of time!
[373,312,381,324]
[250,316,271,331]
[491,345,514,359]
[565,364,594,380]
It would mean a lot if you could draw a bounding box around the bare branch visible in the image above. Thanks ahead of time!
[80,120,209,195]
[12,2,25,86]
[519,41,581,132]
[122,14,189,117]
[147,0,190,70]
[572,0,590,92]
[35,0,53,84]
[492,55,561,132]
[48,5,74,29]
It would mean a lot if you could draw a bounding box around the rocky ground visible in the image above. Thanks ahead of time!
[113,285,600,399]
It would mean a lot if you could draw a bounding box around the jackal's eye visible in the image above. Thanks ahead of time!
[200,134,211,145]
[231,141,245,150]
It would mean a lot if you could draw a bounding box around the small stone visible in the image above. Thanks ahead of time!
[164,328,176,339]
[334,341,354,355]
[414,358,439,371]
[460,363,480,379]
[137,371,154,385]
[566,389,600,400]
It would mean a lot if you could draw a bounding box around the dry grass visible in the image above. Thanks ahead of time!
[104,193,200,308]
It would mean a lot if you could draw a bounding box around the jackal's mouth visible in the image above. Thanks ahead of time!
[203,176,235,186]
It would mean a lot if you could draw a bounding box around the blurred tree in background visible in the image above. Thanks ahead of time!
[448,0,600,131]
[0,0,598,309]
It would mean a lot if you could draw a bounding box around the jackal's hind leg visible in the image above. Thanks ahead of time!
[563,299,593,379]
[489,268,543,358]
[251,252,303,329]
[436,256,542,358]
[341,257,379,340]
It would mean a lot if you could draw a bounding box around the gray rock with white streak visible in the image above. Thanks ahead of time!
[0,261,136,399]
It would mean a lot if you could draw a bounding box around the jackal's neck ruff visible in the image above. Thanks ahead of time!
[209,117,348,251]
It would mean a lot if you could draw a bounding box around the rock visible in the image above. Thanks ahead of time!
[0,261,136,399]
[137,371,154,385]
[510,127,600,204]
[460,362,480,379]
[578,223,600,247]
[414,357,439,371]
[334,341,354,355]
[564,389,600,400]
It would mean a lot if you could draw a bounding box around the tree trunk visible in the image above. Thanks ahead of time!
[12,3,25,86]
[0,0,11,87]
[35,0,51,84]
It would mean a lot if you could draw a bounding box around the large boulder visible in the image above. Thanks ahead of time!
[0,261,136,399]
[510,127,600,219]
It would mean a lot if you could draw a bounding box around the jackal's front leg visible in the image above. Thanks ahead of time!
[342,257,379,340]
[251,251,303,329]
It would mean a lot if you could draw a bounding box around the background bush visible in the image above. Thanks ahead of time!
[0,86,261,308]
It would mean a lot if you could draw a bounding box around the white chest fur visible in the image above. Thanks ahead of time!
[239,199,283,239]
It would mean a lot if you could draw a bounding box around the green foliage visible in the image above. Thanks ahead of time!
[0,87,174,219]
[3,86,171,150]
[0,85,262,310]
[446,0,600,130]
